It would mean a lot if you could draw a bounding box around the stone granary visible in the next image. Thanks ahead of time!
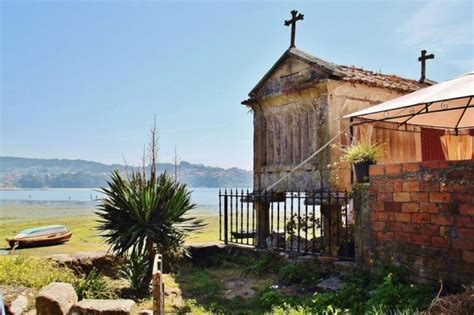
[242,47,432,193]
[240,11,433,250]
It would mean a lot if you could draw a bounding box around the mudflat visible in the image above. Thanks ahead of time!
[0,202,220,256]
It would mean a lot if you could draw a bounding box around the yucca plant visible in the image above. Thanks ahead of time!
[96,124,204,285]
[120,250,150,296]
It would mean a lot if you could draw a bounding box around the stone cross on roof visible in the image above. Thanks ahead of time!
[418,50,435,83]
[284,10,304,48]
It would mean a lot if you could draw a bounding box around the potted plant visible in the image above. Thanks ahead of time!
[340,142,384,183]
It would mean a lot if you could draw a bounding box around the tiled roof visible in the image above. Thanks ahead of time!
[248,48,434,97]
[336,64,434,92]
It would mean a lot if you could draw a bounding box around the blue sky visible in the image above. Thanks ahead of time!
[1,0,472,170]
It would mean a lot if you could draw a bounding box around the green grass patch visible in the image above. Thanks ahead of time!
[74,268,117,300]
[267,268,434,314]
[0,255,76,289]
[171,250,435,314]
[184,214,220,245]
[278,262,324,286]
[0,255,119,300]
[174,267,269,314]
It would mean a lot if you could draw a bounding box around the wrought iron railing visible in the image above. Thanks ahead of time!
[219,189,355,260]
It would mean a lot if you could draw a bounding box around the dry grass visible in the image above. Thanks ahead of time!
[423,283,474,315]
[0,255,76,289]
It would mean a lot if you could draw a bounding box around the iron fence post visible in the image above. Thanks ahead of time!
[224,192,228,245]
[219,189,221,241]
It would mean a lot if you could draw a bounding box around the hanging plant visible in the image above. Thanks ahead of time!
[336,142,385,183]
[340,142,385,165]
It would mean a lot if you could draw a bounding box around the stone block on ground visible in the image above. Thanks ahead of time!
[0,285,37,315]
[316,276,342,292]
[186,244,226,267]
[36,282,77,315]
[164,287,185,310]
[48,254,75,265]
[69,299,137,315]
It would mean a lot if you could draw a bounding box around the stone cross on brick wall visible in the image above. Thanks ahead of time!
[284,10,304,48]
[418,49,435,83]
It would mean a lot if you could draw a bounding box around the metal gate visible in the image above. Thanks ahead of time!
[219,189,355,260]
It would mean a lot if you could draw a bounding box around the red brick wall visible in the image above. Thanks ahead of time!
[366,160,474,285]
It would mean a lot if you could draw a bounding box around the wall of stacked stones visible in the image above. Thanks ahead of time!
[364,160,474,285]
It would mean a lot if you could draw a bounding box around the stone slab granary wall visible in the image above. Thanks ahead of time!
[252,55,334,192]
[363,160,474,285]
[252,58,414,192]
[254,93,331,191]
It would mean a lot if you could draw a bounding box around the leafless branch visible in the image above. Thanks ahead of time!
[174,145,180,181]
[122,154,131,180]
[148,116,159,182]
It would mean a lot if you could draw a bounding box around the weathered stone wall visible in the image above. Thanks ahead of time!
[363,160,474,286]
[251,55,333,192]
[253,92,330,191]
[251,60,413,192]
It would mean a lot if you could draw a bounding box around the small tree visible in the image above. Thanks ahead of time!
[96,123,203,284]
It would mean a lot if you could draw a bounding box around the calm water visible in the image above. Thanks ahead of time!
[0,187,224,215]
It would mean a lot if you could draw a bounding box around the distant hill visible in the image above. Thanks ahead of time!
[0,156,253,188]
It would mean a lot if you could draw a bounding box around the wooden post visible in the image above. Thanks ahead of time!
[152,253,164,315]
[255,201,270,248]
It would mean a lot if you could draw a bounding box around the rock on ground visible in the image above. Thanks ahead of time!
[69,299,137,315]
[224,278,256,299]
[0,285,37,315]
[186,244,225,267]
[316,276,342,292]
[35,282,77,315]
[164,287,185,310]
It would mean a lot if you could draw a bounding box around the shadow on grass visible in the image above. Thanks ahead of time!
[172,265,271,314]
